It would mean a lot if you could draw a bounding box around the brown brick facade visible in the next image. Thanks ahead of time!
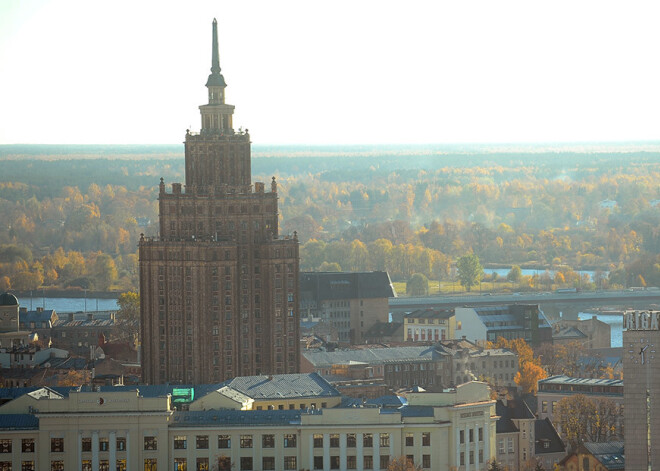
[139,20,299,385]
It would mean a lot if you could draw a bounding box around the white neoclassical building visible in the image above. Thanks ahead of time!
[0,379,496,471]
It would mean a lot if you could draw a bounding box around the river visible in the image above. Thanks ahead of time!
[17,297,119,313]
[579,312,622,348]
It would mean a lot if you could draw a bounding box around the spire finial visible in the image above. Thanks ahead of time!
[211,18,220,75]
[206,18,227,88]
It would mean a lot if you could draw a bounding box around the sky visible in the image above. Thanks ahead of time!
[1,0,659,146]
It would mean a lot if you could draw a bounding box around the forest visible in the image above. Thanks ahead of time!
[0,144,659,293]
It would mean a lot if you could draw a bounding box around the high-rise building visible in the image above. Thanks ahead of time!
[622,309,660,471]
[139,19,300,385]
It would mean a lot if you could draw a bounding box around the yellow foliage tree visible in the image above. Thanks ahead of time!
[514,361,547,394]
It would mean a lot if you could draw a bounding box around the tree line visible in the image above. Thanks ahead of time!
[0,151,659,292]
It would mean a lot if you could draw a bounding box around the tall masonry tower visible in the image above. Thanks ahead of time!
[139,19,300,385]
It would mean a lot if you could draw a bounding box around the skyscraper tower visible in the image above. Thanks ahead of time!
[139,19,300,385]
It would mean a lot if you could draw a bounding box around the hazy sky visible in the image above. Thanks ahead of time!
[1,0,659,145]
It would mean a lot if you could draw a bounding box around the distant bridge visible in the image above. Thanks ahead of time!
[389,289,660,321]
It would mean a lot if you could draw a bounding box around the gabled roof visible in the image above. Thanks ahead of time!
[552,325,588,341]
[534,418,565,454]
[20,309,56,324]
[218,373,340,400]
[303,346,442,367]
[496,399,534,434]
[27,387,64,400]
[406,308,454,320]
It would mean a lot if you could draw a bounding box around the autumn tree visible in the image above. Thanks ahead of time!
[493,337,547,394]
[456,253,483,292]
[406,273,429,296]
[93,253,118,290]
[535,341,585,377]
[386,456,423,471]
[0,276,10,291]
[514,361,548,395]
[553,394,621,450]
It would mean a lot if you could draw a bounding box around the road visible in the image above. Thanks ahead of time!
[389,289,660,313]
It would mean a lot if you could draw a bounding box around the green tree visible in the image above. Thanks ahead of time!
[456,253,483,292]
[406,273,429,296]
[117,291,140,322]
[507,265,522,283]
[116,291,140,341]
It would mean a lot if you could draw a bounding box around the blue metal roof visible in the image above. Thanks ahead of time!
[399,405,434,418]
[0,414,39,430]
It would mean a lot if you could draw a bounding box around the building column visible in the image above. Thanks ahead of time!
[455,427,460,469]
[465,426,470,471]
[357,433,364,471]
[474,425,479,471]
[373,434,380,470]
[309,435,314,471]
[340,433,347,471]
[78,432,83,471]
[92,431,99,471]
[323,433,330,471]
[126,430,130,471]
[484,421,490,466]
[109,431,117,471]
[389,437,394,467]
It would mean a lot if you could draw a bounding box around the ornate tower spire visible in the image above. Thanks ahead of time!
[206,18,226,90]
[198,18,234,135]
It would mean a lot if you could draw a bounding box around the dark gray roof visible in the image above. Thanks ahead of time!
[496,399,534,420]
[406,308,454,320]
[172,409,302,427]
[20,309,56,324]
[219,373,340,400]
[496,416,518,433]
[300,272,395,301]
[496,399,533,434]
[582,442,624,470]
[303,346,442,368]
[0,414,38,430]
[364,321,403,338]
[535,418,565,454]
[0,292,18,306]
